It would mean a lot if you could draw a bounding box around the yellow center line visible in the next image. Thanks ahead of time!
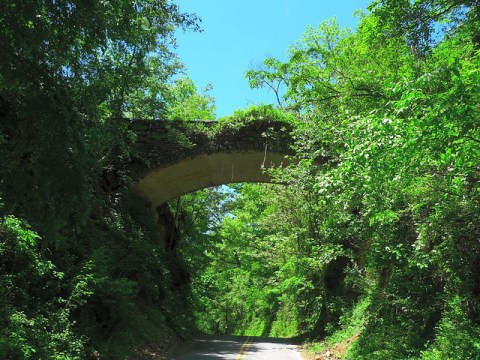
[235,337,253,360]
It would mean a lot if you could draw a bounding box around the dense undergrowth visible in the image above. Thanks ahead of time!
[0,189,196,358]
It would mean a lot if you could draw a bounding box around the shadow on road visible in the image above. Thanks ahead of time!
[172,335,301,359]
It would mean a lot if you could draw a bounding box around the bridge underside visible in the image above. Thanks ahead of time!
[134,151,289,208]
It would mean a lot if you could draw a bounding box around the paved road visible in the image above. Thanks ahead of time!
[172,335,303,360]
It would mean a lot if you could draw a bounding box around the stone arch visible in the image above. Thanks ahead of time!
[134,150,289,209]
[129,119,294,209]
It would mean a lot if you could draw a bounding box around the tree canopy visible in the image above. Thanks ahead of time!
[181,2,480,358]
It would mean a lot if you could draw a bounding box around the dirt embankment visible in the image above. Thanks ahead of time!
[133,328,188,360]
[300,333,360,360]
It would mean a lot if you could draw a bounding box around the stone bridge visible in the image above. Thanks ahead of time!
[129,119,294,208]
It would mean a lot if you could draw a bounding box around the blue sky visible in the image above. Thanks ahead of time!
[173,0,372,118]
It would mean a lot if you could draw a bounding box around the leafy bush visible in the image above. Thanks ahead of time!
[0,215,90,359]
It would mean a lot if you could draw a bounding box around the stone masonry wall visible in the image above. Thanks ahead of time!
[128,119,294,177]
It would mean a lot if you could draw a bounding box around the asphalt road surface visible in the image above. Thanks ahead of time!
[172,335,303,360]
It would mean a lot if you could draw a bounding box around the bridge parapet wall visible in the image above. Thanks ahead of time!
[129,119,294,174]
